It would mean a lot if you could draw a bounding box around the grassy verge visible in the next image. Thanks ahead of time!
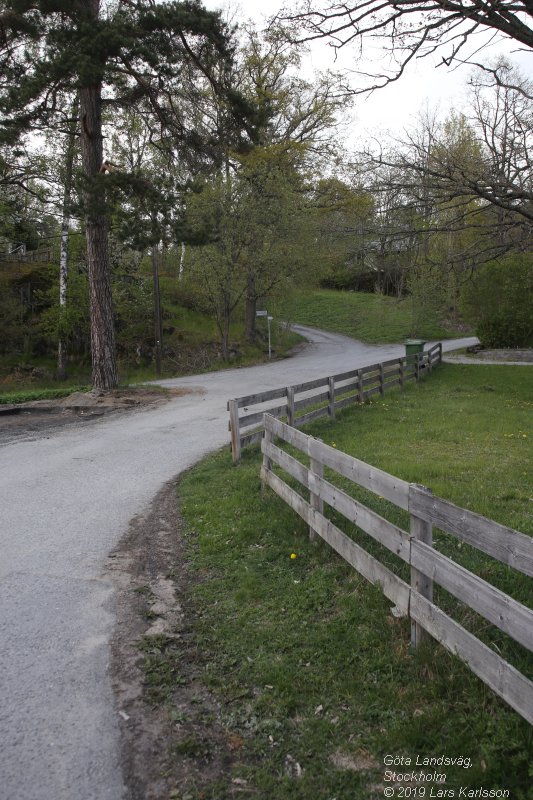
[177,364,532,800]
[276,289,470,343]
[0,384,90,404]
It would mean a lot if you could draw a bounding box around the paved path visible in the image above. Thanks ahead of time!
[0,328,477,800]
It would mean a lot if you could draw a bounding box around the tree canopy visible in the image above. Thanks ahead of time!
[279,1,533,92]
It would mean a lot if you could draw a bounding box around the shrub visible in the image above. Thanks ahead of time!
[461,254,533,348]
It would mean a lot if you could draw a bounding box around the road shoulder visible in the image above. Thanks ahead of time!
[107,479,238,800]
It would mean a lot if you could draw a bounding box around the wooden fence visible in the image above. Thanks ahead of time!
[228,343,443,462]
[0,248,52,264]
[260,413,533,725]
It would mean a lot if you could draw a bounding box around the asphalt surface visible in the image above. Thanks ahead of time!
[0,327,478,800]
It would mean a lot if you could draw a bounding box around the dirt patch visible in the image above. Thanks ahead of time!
[468,348,533,362]
[0,387,199,445]
[444,347,533,366]
[106,480,242,800]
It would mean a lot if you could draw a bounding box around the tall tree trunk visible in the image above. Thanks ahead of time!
[57,97,78,381]
[244,271,257,343]
[79,79,118,390]
[152,243,163,377]
[178,241,186,280]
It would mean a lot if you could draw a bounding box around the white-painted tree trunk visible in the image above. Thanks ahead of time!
[178,241,186,280]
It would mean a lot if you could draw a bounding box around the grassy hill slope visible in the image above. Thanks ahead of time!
[277,289,471,343]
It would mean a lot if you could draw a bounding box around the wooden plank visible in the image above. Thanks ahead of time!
[361,375,380,387]
[332,368,358,383]
[381,357,404,370]
[308,472,411,561]
[409,485,533,577]
[261,465,309,520]
[411,540,533,651]
[240,402,287,429]
[264,414,311,450]
[240,429,264,448]
[310,505,411,613]
[383,378,401,391]
[262,439,310,487]
[383,364,400,378]
[237,386,287,408]
[291,376,329,394]
[334,393,359,412]
[261,468,410,613]
[307,435,410,510]
[334,377,359,393]
[360,362,381,375]
[294,391,329,411]
[296,406,328,426]
[410,592,533,725]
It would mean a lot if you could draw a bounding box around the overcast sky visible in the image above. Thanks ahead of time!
[202,0,533,148]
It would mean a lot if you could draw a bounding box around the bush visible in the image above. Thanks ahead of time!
[461,254,533,348]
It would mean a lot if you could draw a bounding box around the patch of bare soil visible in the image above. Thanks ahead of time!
[468,348,533,362]
[106,480,241,800]
[0,387,198,445]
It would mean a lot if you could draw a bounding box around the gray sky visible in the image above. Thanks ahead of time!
[203,0,533,147]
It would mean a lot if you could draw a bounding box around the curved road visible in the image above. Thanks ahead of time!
[0,328,477,800]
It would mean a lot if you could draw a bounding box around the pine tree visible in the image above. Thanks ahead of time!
[0,0,241,389]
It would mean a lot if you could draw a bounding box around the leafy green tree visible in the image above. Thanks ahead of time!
[0,0,242,389]
[224,26,350,341]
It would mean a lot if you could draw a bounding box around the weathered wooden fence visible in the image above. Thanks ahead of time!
[0,248,52,263]
[261,413,533,724]
[228,342,443,462]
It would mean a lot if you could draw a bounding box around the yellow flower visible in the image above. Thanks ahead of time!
[290,553,297,560]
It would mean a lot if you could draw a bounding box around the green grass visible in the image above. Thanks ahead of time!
[277,289,470,343]
[176,364,532,799]
[0,384,89,404]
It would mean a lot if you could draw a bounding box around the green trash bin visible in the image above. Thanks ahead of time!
[405,339,426,366]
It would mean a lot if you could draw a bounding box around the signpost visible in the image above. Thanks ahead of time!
[256,310,273,359]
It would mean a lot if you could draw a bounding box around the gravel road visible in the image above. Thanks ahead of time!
[0,328,477,800]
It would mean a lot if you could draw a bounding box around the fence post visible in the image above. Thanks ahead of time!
[357,368,364,403]
[379,363,385,396]
[328,377,336,420]
[228,399,241,464]
[287,386,295,427]
[399,357,405,391]
[438,342,443,364]
[308,444,323,543]
[409,485,433,648]
[415,353,421,382]
[261,415,273,489]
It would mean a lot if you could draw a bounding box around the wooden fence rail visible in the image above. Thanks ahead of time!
[260,413,533,725]
[228,343,443,462]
